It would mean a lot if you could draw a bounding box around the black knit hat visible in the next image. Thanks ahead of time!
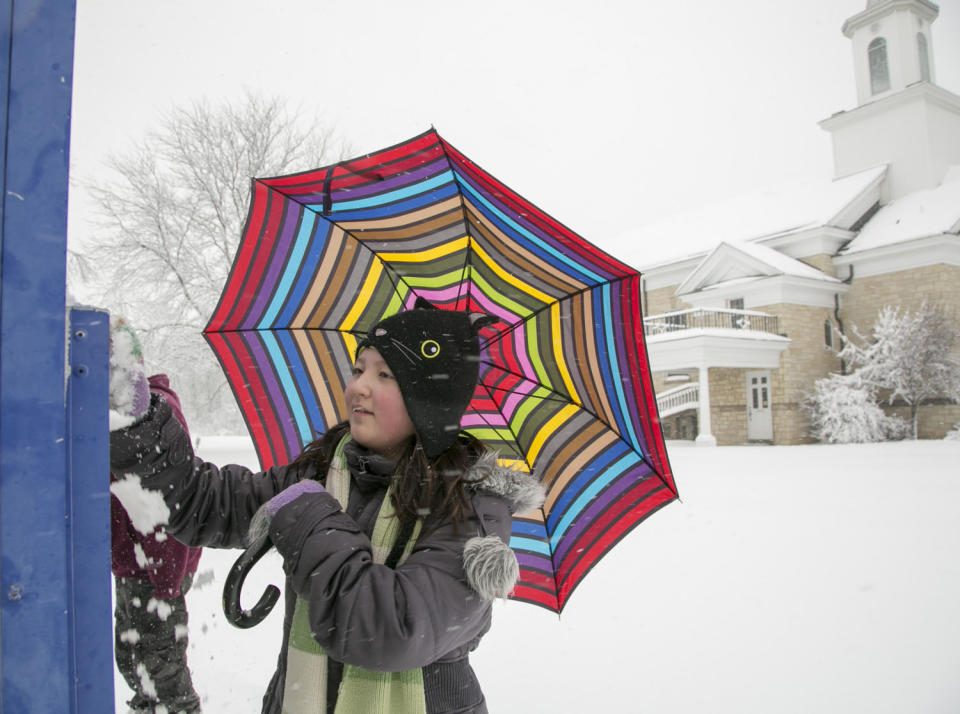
[356,298,493,458]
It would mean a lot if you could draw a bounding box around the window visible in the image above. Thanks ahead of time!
[727,297,745,329]
[824,320,834,349]
[869,38,890,94]
[918,33,931,82]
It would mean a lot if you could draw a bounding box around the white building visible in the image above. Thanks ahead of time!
[621,0,960,445]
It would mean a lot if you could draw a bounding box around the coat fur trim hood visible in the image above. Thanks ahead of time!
[463,452,545,600]
[464,451,545,516]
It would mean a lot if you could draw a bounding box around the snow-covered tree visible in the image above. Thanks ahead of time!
[842,303,960,440]
[72,92,349,432]
[802,371,908,444]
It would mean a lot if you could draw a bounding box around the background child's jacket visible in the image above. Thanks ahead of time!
[110,374,202,598]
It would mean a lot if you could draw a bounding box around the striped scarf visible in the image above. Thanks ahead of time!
[281,437,425,714]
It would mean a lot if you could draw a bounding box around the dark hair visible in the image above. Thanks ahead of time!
[292,422,488,529]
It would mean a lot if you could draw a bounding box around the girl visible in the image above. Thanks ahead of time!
[109,304,545,714]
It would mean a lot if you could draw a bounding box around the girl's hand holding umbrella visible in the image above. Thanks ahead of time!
[225,479,326,629]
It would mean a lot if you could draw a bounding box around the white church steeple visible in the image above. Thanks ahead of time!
[820,0,960,202]
[842,0,939,106]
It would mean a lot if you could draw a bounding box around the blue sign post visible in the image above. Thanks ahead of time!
[66,309,114,713]
[0,1,114,711]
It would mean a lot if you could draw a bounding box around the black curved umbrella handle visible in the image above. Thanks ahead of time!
[223,532,281,629]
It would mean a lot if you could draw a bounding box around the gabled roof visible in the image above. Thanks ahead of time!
[677,241,840,295]
[612,165,887,270]
[838,165,960,255]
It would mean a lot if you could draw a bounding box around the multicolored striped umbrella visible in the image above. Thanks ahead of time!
[205,129,678,613]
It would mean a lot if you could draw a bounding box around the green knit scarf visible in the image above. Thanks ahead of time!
[281,437,425,714]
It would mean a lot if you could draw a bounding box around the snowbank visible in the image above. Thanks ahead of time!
[115,439,960,713]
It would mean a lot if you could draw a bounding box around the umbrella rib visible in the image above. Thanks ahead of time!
[473,380,563,612]
[475,271,648,449]
[479,273,640,353]
[435,134,476,312]
[432,129,640,280]
[478,368,575,405]
[262,186,434,310]
[473,379,533,473]
[455,244,472,312]
[477,359,643,463]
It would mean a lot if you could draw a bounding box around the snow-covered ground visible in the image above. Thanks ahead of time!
[115,438,960,713]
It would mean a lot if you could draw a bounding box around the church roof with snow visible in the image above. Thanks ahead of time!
[676,241,841,297]
[838,166,960,255]
[610,165,887,270]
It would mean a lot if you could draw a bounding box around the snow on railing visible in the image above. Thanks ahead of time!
[643,308,780,336]
[657,383,699,417]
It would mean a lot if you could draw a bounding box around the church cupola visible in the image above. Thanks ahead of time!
[842,0,939,106]
[820,0,960,202]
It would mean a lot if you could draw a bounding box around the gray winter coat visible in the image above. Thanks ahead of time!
[110,395,545,713]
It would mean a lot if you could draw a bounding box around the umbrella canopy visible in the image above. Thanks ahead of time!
[205,129,677,613]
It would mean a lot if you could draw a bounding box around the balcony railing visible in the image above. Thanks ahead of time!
[643,308,780,336]
[656,383,699,417]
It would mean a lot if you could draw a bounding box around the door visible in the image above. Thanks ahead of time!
[746,370,773,440]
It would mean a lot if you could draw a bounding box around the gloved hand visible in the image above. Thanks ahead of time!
[246,480,327,546]
[108,317,151,431]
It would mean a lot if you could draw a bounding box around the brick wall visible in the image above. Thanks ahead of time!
[707,368,747,445]
[797,253,838,276]
[642,264,959,443]
[645,284,689,316]
[751,302,844,444]
[884,403,960,439]
[841,264,960,339]
[841,264,960,438]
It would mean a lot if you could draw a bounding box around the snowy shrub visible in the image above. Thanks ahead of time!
[802,372,908,444]
[946,424,960,442]
[842,303,960,439]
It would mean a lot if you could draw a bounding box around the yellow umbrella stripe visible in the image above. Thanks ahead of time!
[341,261,384,331]
[465,270,533,317]
[496,457,530,473]
[378,236,553,309]
[507,384,556,436]
[405,271,473,290]
[341,332,359,360]
[377,235,470,263]
[341,269,408,357]
[398,268,535,319]
[526,403,580,465]
[470,237,554,306]
[551,301,581,404]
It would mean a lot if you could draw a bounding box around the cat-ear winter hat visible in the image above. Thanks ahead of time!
[356,298,493,458]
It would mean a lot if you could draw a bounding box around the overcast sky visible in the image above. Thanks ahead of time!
[67,0,960,264]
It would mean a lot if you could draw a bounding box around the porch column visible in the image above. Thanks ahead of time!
[695,364,717,446]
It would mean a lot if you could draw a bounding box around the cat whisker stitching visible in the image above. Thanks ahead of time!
[390,338,419,364]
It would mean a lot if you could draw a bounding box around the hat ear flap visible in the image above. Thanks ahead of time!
[470,312,497,332]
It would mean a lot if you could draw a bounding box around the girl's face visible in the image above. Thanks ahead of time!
[345,347,416,459]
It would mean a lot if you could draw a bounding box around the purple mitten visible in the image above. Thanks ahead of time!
[247,480,326,546]
[108,317,151,431]
[265,480,326,518]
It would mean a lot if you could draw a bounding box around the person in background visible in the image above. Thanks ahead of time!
[109,322,202,714]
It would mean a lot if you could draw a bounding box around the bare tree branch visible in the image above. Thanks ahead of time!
[71,91,351,432]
